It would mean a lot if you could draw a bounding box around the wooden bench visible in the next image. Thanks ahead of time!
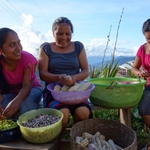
[0,136,59,150]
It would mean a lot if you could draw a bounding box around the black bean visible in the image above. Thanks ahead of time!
[21,114,61,128]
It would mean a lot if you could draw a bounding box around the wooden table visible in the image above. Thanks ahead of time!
[0,135,59,150]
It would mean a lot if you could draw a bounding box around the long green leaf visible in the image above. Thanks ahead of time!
[110,69,118,77]
[108,54,115,76]
[100,64,108,77]
[109,61,119,77]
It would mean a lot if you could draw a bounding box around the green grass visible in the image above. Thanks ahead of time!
[93,109,149,143]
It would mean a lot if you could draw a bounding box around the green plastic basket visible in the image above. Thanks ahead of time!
[88,77,146,108]
[17,108,63,144]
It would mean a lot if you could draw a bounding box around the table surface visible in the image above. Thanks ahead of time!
[0,135,59,150]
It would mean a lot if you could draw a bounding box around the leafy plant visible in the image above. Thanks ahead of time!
[125,61,137,78]
[89,65,101,78]
[99,54,119,77]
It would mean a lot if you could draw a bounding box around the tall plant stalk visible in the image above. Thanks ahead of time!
[101,25,112,69]
[113,8,124,56]
[100,8,125,78]
[89,8,125,78]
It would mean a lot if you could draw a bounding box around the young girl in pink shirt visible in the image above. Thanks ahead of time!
[0,28,43,120]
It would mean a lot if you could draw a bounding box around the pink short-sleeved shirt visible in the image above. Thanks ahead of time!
[136,44,150,84]
[1,51,41,93]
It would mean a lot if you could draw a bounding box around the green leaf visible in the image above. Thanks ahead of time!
[107,54,115,76]
[101,64,109,77]
[109,61,119,77]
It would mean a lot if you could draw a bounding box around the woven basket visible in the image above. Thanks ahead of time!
[70,118,137,150]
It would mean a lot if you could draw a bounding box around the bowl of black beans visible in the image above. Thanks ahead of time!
[17,108,63,144]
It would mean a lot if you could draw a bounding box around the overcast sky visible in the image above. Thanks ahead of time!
[0,0,149,58]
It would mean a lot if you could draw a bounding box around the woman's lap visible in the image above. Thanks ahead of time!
[139,86,150,115]
[2,87,43,115]
[45,99,93,118]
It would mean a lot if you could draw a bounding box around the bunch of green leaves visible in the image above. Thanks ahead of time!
[126,68,136,78]
[132,118,149,141]
[125,62,137,78]
[99,54,119,77]
[93,109,120,121]
[89,54,119,78]
[89,65,101,78]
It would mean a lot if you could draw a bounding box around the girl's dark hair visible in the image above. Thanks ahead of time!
[0,28,17,94]
[142,19,150,34]
[52,17,74,33]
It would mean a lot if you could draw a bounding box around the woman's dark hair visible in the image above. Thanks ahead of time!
[0,28,17,48]
[142,19,150,34]
[0,28,17,94]
[52,17,74,33]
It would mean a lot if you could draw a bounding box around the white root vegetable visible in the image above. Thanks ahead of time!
[82,132,93,139]
[102,145,107,150]
[80,136,83,141]
[106,147,113,150]
[74,132,123,150]
[100,139,110,148]
[87,143,98,150]
[96,136,102,149]
[100,147,107,150]
[91,136,95,143]
[108,139,118,150]
[93,131,100,138]
[99,134,105,140]
[101,139,106,147]
[75,136,81,144]
[91,136,98,147]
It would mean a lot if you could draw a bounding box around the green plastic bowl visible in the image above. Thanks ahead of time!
[17,108,63,144]
[88,77,146,108]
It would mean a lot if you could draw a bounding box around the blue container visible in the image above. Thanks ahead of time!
[0,119,20,143]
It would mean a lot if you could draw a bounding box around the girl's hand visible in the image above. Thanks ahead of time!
[0,104,6,120]
[58,74,68,79]
[2,100,20,118]
[139,69,150,78]
[59,74,75,86]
